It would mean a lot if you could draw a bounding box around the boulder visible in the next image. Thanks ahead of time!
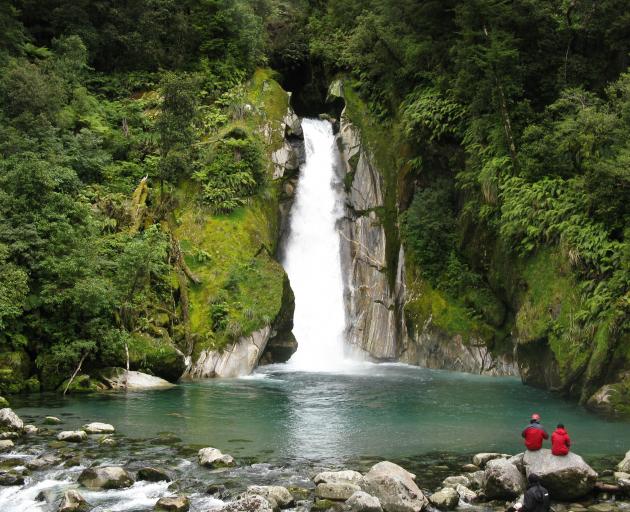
[24,424,39,435]
[57,431,87,442]
[441,476,469,489]
[0,471,25,486]
[462,464,479,472]
[483,458,526,499]
[27,453,60,470]
[44,416,62,424]
[198,447,235,468]
[0,439,14,452]
[428,488,459,510]
[618,451,630,473]
[346,491,383,512]
[78,466,134,489]
[97,368,175,391]
[472,453,506,468]
[508,453,525,473]
[0,408,23,431]
[315,470,365,486]
[614,472,630,481]
[155,495,190,512]
[522,449,598,500]
[247,486,294,509]
[454,485,477,503]
[466,471,485,491]
[59,490,91,512]
[220,495,273,512]
[138,467,172,482]
[100,437,116,447]
[362,461,428,512]
[83,422,115,434]
[316,483,362,501]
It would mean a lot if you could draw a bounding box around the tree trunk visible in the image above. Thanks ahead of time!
[63,353,88,396]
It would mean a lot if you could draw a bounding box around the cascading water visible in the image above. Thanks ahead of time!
[283,118,348,371]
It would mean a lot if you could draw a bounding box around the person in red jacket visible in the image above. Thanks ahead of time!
[522,413,549,451]
[551,423,571,455]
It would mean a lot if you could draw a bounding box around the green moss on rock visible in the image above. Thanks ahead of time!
[127,334,185,382]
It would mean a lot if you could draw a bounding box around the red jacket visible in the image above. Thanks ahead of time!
[522,422,549,451]
[551,427,571,455]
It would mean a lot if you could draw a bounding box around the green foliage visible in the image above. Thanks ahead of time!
[194,133,265,213]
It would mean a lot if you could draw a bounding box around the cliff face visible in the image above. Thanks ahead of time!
[333,79,630,415]
[338,113,403,360]
[335,83,516,376]
[181,71,304,379]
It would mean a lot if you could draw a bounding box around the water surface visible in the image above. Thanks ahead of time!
[12,363,630,463]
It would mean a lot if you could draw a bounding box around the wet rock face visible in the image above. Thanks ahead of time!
[522,449,598,500]
[362,461,428,512]
[186,326,273,379]
[58,490,91,512]
[337,112,404,361]
[78,466,135,490]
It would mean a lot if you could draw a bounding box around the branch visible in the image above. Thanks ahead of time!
[63,353,88,396]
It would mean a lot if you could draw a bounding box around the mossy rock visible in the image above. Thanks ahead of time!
[0,397,9,408]
[127,334,185,382]
[58,374,100,394]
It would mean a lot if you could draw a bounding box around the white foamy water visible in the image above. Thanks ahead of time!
[283,119,350,371]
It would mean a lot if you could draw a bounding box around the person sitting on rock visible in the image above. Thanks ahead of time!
[551,423,571,456]
[514,473,551,512]
[522,413,549,451]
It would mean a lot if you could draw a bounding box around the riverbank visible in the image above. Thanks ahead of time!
[1,406,629,512]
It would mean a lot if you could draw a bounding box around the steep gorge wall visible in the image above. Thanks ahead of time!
[335,82,518,377]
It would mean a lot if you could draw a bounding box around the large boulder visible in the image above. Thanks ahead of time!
[346,491,383,512]
[522,449,597,500]
[247,486,294,509]
[57,431,87,442]
[428,488,459,510]
[314,470,364,486]
[618,450,630,473]
[198,447,235,468]
[362,461,428,512]
[59,490,91,512]
[0,408,23,431]
[220,495,273,512]
[97,368,175,391]
[315,482,362,501]
[0,439,14,452]
[483,458,526,499]
[78,466,134,489]
[27,453,60,470]
[155,496,190,512]
[83,422,115,434]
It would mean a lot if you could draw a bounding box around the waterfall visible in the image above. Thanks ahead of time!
[283,118,347,370]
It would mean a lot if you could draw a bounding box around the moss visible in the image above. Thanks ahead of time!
[175,69,291,358]
[516,249,588,379]
[58,374,98,394]
[127,334,185,382]
[0,350,31,394]
[0,396,9,407]
[404,264,496,344]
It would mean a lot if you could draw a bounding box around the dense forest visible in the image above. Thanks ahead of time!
[0,1,628,412]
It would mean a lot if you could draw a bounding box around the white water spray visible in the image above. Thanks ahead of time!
[283,119,348,371]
